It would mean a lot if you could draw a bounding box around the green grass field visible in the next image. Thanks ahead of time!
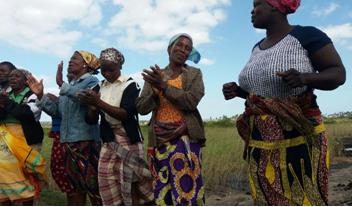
[37,121,352,205]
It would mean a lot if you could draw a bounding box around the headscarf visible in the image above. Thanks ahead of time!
[76,50,100,71]
[100,48,125,65]
[265,0,301,14]
[168,33,201,64]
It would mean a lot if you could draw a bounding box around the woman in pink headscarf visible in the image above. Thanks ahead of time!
[223,0,346,205]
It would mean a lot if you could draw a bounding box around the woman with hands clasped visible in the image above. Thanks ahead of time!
[77,48,154,206]
[27,51,102,206]
[223,0,346,205]
[136,33,205,205]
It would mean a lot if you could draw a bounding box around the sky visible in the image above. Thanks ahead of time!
[1,0,351,121]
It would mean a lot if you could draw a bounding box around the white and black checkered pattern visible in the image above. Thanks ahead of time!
[239,34,315,98]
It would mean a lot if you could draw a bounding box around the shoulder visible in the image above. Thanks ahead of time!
[123,77,140,92]
[77,74,99,88]
[184,65,202,76]
[252,38,265,51]
[80,73,99,82]
[290,25,330,39]
[290,25,332,55]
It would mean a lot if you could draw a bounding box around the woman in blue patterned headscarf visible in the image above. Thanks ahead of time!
[136,33,205,205]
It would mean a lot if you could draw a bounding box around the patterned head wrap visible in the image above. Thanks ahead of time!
[99,48,125,65]
[76,50,100,70]
[168,33,201,64]
[265,0,301,14]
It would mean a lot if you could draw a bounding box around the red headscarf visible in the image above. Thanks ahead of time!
[265,0,301,14]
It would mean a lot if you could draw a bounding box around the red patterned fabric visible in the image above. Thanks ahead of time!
[236,91,329,205]
[265,0,301,14]
[49,133,75,193]
[236,91,318,159]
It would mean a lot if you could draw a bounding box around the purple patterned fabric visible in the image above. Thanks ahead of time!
[153,137,204,205]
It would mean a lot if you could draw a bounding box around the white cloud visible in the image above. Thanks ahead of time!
[321,23,352,50]
[0,0,103,57]
[34,74,60,95]
[312,3,339,17]
[199,58,215,65]
[105,0,231,52]
[255,28,265,34]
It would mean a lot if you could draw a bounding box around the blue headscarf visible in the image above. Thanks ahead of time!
[168,33,201,64]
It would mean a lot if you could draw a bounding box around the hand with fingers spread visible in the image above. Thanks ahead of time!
[26,74,44,99]
[56,61,64,87]
[277,68,307,88]
[142,64,167,95]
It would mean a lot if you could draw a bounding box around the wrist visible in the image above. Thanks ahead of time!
[37,92,44,100]
[95,98,103,108]
[57,80,63,87]
[160,81,167,91]
[237,87,248,99]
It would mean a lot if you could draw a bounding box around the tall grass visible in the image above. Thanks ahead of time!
[37,121,352,205]
[203,127,247,190]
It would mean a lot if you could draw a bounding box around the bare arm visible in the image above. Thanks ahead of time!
[305,43,346,90]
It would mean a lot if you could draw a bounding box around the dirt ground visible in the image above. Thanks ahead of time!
[206,156,352,206]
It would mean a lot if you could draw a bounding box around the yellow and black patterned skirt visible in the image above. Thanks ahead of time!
[246,114,329,205]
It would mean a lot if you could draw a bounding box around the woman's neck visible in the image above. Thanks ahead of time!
[167,63,184,79]
[168,62,183,73]
[265,17,292,40]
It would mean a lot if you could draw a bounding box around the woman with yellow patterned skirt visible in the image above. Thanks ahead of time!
[223,0,346,205]
[136,33,205,205]
[0,69,47,205]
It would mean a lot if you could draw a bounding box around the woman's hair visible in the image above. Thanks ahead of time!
[0,61,17,71]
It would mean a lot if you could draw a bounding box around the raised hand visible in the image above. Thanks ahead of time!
[56,61,64,87]
[276,68,307,88]
[26,74,44,99]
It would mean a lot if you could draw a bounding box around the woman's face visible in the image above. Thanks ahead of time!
[251,0,273,29]
[0,64,12,84]
[8,70,26,91]
[68,52,87,76]
[100,60,121,83]
[169,37,193,65]
[67,72,76,82]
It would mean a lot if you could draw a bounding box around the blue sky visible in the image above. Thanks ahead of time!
[1,0,351,121]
